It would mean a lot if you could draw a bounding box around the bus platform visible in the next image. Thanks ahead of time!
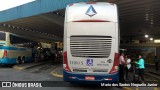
[13,61,49,71]
[145,63,160,80]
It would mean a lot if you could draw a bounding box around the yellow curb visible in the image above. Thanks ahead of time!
[154,87,160,90]
[123,87,133,90]
[13,65,25,70]
[50,71,63,78]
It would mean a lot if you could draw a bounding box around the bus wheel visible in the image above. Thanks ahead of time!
[22,56,25,64]
[16,57,21,64]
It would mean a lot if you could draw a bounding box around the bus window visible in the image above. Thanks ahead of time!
[0,32,6,41]
[10,34,31,44]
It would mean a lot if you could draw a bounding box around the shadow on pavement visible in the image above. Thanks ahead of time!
[0,64,14,68]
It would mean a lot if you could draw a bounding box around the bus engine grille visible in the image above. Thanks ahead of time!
[70,36,112,58]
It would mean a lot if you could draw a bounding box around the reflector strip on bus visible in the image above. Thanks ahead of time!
[104,78,112,81]
[73,20,110,22]
[86,2,97,4]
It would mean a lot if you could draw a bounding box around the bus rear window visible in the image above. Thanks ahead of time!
[0,32,5,41]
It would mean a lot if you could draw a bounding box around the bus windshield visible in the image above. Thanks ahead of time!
[0,32,6,41]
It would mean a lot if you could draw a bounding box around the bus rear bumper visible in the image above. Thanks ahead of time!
[63,70,119,84]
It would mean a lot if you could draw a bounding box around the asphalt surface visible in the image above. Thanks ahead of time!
[0,64,58,81]
[0,63,122,90]
[0,62,159,90]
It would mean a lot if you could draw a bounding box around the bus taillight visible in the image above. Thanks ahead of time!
[2,50,7,58]
[63,51,71,72]
[109,53,119,74]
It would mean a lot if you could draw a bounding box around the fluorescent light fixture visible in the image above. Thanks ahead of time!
[145,34,149,38]
[154,39,160,43]
[150,38,153,41]
[150,22,154,25]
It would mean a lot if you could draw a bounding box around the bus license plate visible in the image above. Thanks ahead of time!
[85,76,95,80]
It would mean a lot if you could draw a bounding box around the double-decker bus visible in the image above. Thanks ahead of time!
[0,31,33,65]
[63,2,119,83]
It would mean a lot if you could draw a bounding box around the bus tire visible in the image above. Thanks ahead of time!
[16,57,21,64]
[22,56,25,64]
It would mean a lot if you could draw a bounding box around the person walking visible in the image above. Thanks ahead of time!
[125,55,131,80]
[135,54,145,83]
[154,56,159,71]
[119,52,125,82]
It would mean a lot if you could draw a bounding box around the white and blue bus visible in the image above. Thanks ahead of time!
[0,31,33,65]
[63,2,119,83]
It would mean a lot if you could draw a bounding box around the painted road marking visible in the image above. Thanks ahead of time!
[154,87,160,90]
[123,87,133,90]
[50,71,63,78]
[13,65,24,70]
[123,87,160,90]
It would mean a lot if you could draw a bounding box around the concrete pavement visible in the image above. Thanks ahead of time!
[145,63,160,75]
[50,65,63,78]
[13,61,50,70]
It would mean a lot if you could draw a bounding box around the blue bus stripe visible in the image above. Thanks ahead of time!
[63,70,119,82]
[0,46,27,51]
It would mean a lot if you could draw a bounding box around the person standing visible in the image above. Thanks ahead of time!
[125,55,131,80]
[154,56,159,71]
[135,54,145,83]
[119,52,125,82]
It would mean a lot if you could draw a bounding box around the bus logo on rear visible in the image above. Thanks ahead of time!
[86,59,93,66]
[85,5,97,17]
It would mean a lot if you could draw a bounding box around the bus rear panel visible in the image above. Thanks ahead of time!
[63,2,119,83]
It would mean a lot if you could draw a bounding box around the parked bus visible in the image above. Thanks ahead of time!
[63,2,119,83]
[0,31,33,65]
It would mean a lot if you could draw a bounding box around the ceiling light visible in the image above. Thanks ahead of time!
[154,40,160,43]
[145,18,149,21]
[150,20,153,21]
[150,22,154,24]
[150,38,153,41]
[145,34,149,38]
[145,13,149,16]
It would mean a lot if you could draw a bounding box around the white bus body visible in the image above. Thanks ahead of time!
[63,2,119,82]
[0,31,32,64]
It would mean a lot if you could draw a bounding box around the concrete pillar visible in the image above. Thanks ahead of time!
[51,41,55,53]
[156,47,160,58]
